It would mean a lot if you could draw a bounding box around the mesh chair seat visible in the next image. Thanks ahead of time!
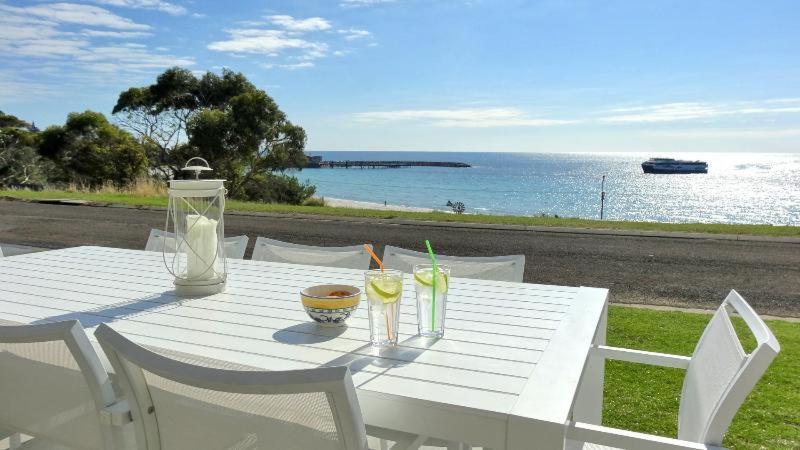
[382,245,525,282]
[145,229,249,259]
[96,324,369,450]
[0,320,118,450]
[252,237,372,270]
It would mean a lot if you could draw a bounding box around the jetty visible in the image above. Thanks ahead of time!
[305,156,470,169]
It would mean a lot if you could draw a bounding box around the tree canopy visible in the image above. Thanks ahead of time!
[0,111,50,186]
[113,67,312,202]
[38,111,149,187]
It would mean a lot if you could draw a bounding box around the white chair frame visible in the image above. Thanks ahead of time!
[568,290,780,450]
[145,228,249,259]
[252,236,373,270]
[95,324,426,450]
[0,320,131,450]
[382,245,525,282]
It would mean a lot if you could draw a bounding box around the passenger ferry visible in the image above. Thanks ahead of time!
[641,158,708,174]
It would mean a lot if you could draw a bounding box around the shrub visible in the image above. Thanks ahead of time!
[303,196,326,207]
[242,173,316,204]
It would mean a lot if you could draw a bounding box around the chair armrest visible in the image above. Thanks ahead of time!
[594,345,691,369]
[567,421,726,450]
[99,400,133,427]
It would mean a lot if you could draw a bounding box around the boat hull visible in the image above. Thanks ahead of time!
[642,164,707,174]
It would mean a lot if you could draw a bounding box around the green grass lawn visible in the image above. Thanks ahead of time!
[2,189,799,238]
[606,306,799,449]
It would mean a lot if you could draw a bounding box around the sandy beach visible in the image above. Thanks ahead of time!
[324,197,438,213]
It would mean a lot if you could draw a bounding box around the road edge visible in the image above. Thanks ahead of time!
[6,197,798,244]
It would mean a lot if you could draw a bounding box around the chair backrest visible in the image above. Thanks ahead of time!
[145,229,249,259]
[252,237,372,270]
[382,245,525,282]
[0,319,117,449]
[95,324,368,450]
[678,290,780,445]
[0,246,4,257]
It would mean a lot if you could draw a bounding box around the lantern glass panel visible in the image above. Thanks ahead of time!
[165,179,227,295]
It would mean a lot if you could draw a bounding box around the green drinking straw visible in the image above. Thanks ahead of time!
[424,240,438,330]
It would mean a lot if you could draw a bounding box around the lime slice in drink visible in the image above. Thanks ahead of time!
[413,271,448,291]
[369,278,402,303]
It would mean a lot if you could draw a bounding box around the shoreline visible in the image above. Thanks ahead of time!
[323,196,439,213]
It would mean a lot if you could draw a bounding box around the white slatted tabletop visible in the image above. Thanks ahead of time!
[0,246,608,449]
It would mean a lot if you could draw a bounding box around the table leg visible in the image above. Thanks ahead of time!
[573,301,607,424]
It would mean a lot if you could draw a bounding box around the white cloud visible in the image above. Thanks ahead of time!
[601,103,720,123]
[91,0,187,16]
[208,28,328,59]
[354,108,575,128]
[765,97,800,104]
[340,0,395,8]
[81,29,151,38]
[647,128,800,139]
[213,12,373,69]
[0,3,192,76]
[600,100,800,123]
[0,2,151,30]
[338,28,371,40]
[0,71,62,102]
[267,15,331,31]
[262,62,315,70]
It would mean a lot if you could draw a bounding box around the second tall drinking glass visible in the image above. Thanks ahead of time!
[365,269,403,347]
[413,264,450,338]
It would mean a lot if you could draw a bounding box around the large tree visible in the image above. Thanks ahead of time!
[38,111,149,188]
[0,111,49,186]
[112,68,311,202]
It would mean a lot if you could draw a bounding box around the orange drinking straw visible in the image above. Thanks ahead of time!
[364,244,385,272]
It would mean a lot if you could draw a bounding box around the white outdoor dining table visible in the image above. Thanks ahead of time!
[0,246,608,449]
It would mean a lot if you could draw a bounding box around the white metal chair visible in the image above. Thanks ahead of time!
[0,319,130,450]
[381,245,525,282]
[145,229,249,259]
[252,237,373,270]
[95,324,426,450]
[567,290,780,450]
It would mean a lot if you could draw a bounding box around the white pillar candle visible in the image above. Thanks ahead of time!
[185,214,219,280]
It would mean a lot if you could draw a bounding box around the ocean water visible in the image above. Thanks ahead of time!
[296,152,800,225]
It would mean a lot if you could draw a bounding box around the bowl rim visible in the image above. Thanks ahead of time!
[301,284,362,300]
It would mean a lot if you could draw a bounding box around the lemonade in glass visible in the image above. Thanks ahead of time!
[414,264,450,338]
[364,269,403,346]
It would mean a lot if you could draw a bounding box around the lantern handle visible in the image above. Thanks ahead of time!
[182,157,213,180]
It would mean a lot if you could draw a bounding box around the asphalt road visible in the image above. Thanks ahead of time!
[1,199,798,316]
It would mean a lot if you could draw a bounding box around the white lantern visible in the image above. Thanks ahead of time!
[164,157,227,296]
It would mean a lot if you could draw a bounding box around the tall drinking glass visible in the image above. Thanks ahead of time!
[365,269,403,347]
[414,264,450,338]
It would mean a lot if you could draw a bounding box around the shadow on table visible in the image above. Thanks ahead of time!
[322,335,439,375]
[33,291,183,329]
[272,322,347,344]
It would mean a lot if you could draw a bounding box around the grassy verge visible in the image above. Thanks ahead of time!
[2,188,798,237]
[607,306,799,449]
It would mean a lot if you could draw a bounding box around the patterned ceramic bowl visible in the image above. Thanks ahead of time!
[300,284,361,327]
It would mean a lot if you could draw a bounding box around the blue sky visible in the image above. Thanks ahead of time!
[1,0,799,152]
